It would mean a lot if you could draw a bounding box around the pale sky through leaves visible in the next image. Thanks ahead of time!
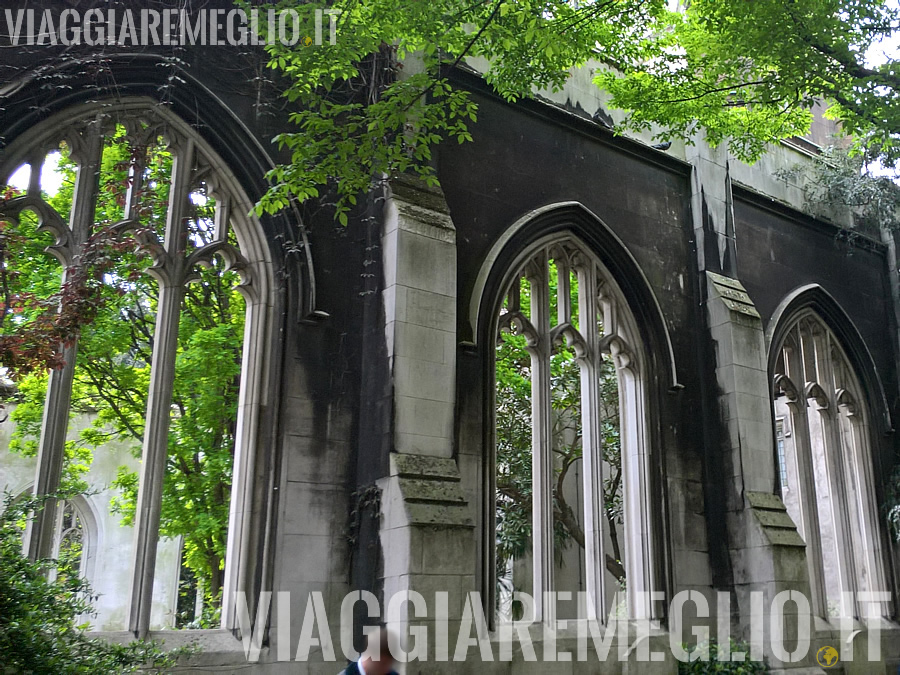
[7,152,62,195]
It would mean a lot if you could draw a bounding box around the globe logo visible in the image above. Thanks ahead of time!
[817,646,839,667]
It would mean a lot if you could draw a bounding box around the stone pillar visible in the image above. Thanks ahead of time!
[378,177,474,670]
[686,138,819,668]
[381,177,457,458]
[686,138,733,276]
[23,125,104,562]
[706,271,817,669]
[379,454,473,670]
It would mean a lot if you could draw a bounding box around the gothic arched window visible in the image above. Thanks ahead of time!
[5,491,95,585]
[772,312,890,620]
[0,101,273,637]
[54,499,86,575]
[493,234,656,624]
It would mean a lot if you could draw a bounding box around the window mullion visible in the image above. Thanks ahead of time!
[122,146,147,223]
[221,294,262,630]
[781,345,829,618]
[127,138,194,638]
[619,362,650,619]
[810,330,859,617]
[24,126,104,562]
[527,253,554,623]
[844,409,891,615]
[576,263,606,622]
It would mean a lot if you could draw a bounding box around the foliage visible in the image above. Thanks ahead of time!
[775,146,900,233]
[0,184,141,378]
[252,0,900,220]
[495,262,626,599]
[600,1,900,163]
[0,492,185,673]
[2,126,245,622]
[677,638,768,674]
[253,0,662,218]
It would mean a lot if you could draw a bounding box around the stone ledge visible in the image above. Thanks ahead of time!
[747,491,806,548]
[399,477,466,504]
[706,270,745,291]
[387,175,455,238]
[389,453,473,528]
[406,502,473,528]
[392,453,460,482]
[88,629,252,667]
[707,271,761,320]
[747,491,787,511]
[755,509,797,529]
[396,203,456,242]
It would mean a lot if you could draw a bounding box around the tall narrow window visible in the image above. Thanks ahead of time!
[0,104,270,637]
[494,236,655,624]
[3,490,95,590]
[53,499,85,575]
[775,418,788,491]
[772,313,890,620]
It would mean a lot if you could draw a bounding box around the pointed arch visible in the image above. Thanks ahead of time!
[478,203,673,626]
[468,201,679,390]
[0,98,285,636]
[59,494,100,584]
[766,284,892,433]
[0,54,318,320]
[6,487,98,584]
[767,289,894,620]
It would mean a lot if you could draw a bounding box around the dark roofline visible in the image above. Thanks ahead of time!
[445,64,692,177]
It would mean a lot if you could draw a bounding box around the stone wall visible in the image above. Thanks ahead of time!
[0,25,899,672]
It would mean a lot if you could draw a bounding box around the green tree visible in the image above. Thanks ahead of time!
[251,0,900,220]
[0,493,183,672]
[776,145,900,234]
[495,264,626,609]
[2,127,245,624]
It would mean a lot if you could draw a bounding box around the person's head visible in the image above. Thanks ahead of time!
[359,627,396,675]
